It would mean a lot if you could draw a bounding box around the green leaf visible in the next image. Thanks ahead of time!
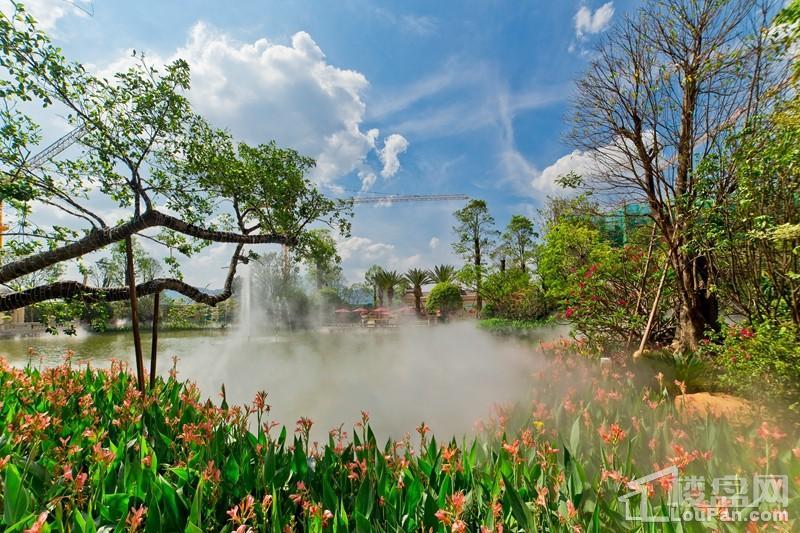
[503,475,533,530]
[3,464,31,526]
[569,416,581,454]
[100,493,130,523]
[224,455,240,484]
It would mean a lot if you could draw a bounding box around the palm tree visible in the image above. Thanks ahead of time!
[372,268,388,307]
[381,270,404,307]
[404,268,431,314]
[428,264,456,284]
[364,265,382,307]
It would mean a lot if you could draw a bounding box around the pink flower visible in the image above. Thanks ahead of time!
[565,307,575,319]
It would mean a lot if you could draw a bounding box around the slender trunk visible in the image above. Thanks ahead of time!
[414,287,422,314]
[387,287,394,307]
[474,238,482,313]
[149,291,160,390]
[126,236,145,392]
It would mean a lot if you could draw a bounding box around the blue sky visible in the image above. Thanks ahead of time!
[16,0,638,286]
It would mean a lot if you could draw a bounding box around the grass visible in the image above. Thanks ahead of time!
[0,341,798,532]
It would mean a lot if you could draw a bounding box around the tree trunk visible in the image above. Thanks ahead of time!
[671,245,720,352]
[387,287,394,307]
[149,291,160,390]
[414,287,422,315]
[126,237,146,392]
[474,237,482,313]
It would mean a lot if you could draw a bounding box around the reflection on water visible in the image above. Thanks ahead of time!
[0,323,567,440]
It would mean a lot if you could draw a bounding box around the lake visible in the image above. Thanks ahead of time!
[0,323,567,440]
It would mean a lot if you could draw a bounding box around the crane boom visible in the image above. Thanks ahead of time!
[26,125,87,170]
[348,194,469,205]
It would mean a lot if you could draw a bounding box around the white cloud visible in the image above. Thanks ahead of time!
[378,134,409,178]
[428,237,440,250]
[7,0,91,32]
[337,236,395,262]
[574,2,614,38]
[535,149,598,193]
[102,23,407,188]
[358,170,377,192]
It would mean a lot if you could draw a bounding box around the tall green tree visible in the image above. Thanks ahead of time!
[452,199,496,313]
[497,215,537,272]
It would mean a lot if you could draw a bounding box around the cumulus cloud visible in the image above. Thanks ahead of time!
[102,23,407,188]
[535,149,598,192]
[378,134,409,178]
[337,236,395,262]
[574,2,614,38]
[429,237,440,250]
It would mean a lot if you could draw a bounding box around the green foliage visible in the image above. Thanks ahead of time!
[404,268,431,313]
[425,282,462,318]
[536,221,604,303]
[700,322,800,410]
[427,264,456,284]
[302,229,342,290]
[537,220,673,349]
[373,269,405,307]
[451,199,497,264]
[479,269,547,321]
[496,215,537,272]
[692,96,800,327]
[477,317,551,337]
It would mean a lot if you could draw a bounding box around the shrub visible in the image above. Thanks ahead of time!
[480,270,548,321]
[701,321,800,410]
[425,282,462,319]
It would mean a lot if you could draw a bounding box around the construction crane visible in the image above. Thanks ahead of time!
[1,124,87,249]
[347,194,469,205]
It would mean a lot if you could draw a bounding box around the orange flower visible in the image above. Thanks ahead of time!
[24,512,48,533]
[598,423,627,445]
[125,506,147,532]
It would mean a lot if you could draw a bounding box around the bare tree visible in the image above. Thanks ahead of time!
[569,0,782,350]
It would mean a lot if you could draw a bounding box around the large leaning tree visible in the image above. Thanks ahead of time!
[568,0,787,351]
[0,4,350,317]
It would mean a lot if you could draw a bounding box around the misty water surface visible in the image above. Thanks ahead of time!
[0,323,568,440]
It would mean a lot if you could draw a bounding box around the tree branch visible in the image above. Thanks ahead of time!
[0,210,293,284]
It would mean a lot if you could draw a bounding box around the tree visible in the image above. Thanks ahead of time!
[374,269,404,307]
[364,265,382,307]
[0,7,350,317]
[568,0,781,350]
[425,282,463,320]
[404,268,431,315]
[428,264,456,284]
[498,215,537,272]
[302,229,341,290]
[452,199,496,313]
[90,239,162,288]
